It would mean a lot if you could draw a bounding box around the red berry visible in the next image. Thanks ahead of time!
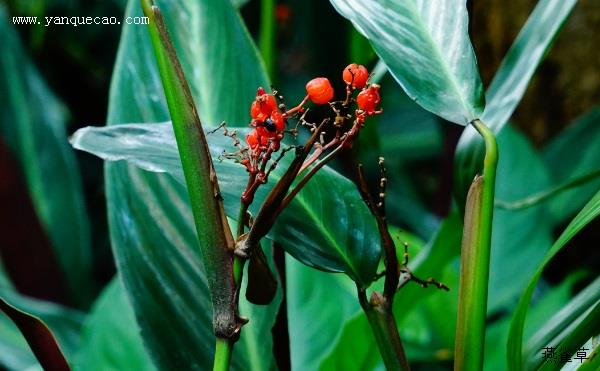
[270,111,286,132]
[250,101,266,121]
[250,88,278,120]
[246,130,269,149]
[356,84,381,114]
[306,77,334,105]
[256,125,275,138]
[343,64,369,89]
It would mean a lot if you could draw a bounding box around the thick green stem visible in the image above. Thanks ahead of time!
[142,1,239,368]
[213,338,232,371]
[258,0,275,79]
[359,290,410,371]
[454,119,498,370]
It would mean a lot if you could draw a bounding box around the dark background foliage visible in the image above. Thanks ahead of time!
[0,0,598,369]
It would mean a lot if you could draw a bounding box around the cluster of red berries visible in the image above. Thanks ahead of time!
[304,63,382,122]
[246,87,285,152]
[245,63,382,150]
[238,63,382,203]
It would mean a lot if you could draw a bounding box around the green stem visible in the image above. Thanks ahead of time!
[141,0,238,340]
[213,338,232,371]
[454,119,498,370]
[258,0,275,80]
[358,290,410,371]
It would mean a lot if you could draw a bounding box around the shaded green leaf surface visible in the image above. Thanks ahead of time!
[0,6,92,304]
[0,288,83,371]
[74,277,154,371]
[543,107,600,225]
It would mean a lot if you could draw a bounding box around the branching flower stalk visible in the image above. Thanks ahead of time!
[141,12,392,366]
[355,161,449,371]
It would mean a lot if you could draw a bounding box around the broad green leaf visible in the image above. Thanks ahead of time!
[0,6,92,305]
[74,277,154,371]
[543,107,600,225]
[454,0,577,201]
[319,214,462,370]
[102,0,279,368]
[525,277,600,370]
[0,288,83,371]
[71,123,381,285]
[330,0,485,125]
[286,256,361,371]
[507,189,600,370]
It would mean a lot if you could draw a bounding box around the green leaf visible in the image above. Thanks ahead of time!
[71,122,381,285]
[483,275,577,371]
[577,343,600,371]
[537,302,600,371]
[454,0,577,201]
[525,277,600,370]
[102,0,279,368]
[286,256,361,370]
[0,289,83,371]
[0,298,69,371]
[0,5,92,305]
[330,0,485,125]
[543,107,600,225]
[507,189,600,370]
[75,277,155,371]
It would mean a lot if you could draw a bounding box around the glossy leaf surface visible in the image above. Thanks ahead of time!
[330,0,485,125]
[454,0,577,200]
[71,123,381,285]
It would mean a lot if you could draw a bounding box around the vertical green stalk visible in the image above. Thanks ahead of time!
[213,339,232,371]
[454,119,498,370]
[258,0,275,79]
[141,1,239,369]
[358,290,410,371]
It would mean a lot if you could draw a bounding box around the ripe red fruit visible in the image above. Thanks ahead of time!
[246,129,269,148]
[270,111,286,132]
[255,111,286,138]
[250,88,278,120]
[306,77,334,104]
[356,84,381,114]
[343,64,369,89]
